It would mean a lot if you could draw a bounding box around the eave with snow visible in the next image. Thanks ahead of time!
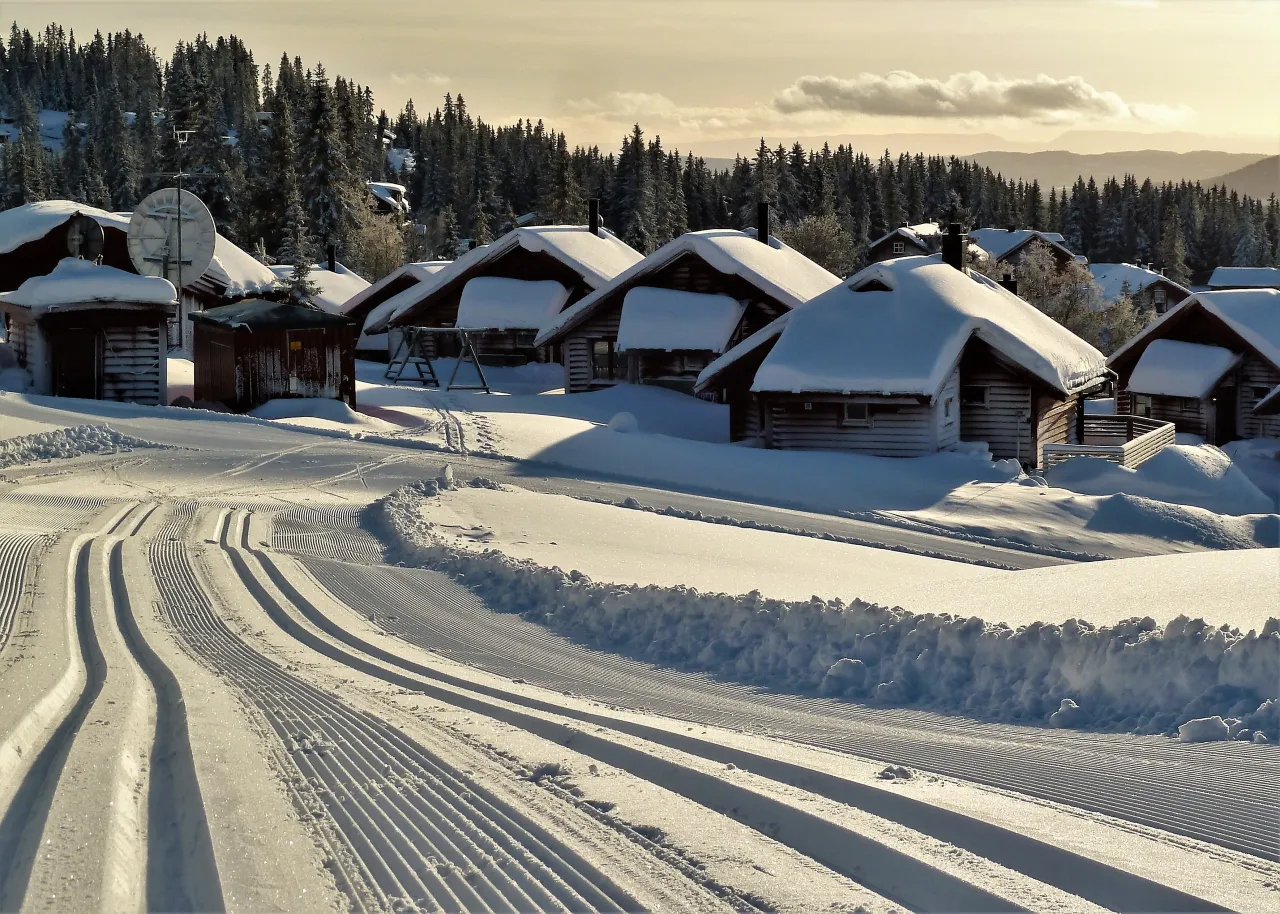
[369,224,643,367]
[342,261,452,357]
[1207,266,1280,291]
[695,255,1110,464]
[534,228,841,397]
[0,257,176,405]
[1088,263,1191,315]
[1107,288,1280,443]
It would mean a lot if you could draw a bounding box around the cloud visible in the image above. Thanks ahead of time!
[773,71,1186,124]
[389,71,450,88]
[565,91,761,132]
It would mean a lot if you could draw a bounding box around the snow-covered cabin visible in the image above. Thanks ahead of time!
[1089,263,1190,315]
[968,228,1079,271]
[866,223,941,263]
[367,181,409,217]
[1108,288,1280,443]
[269,262,370,313]
[189,299,357,412]
[0,258,175,404]
[341,261,451,359]
[1207,266,1280,291]
[0,201,278,352]
[695,254,1110,465]
[368,220,642,366]
[535,229,841,396]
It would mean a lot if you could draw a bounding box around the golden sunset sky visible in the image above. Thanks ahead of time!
[14,0,1280,155]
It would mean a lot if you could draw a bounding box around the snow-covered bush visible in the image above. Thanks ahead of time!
[371,483,1280,740]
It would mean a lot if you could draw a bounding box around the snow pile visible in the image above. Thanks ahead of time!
[1222,438,1280,507]
[1126,339,1240,399]
[0,365,31,393]
[1085,494,1278,550]
[248,398,395,431]
[1046,445,1276,516]
[616,287,745,353]
[0,424,165,468]
[372,483,1280,740]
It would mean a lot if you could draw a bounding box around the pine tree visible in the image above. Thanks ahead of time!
[303,64,350,254]
[1157,206,1191,285]
[615,124,656,252]
[277,194,320,305]
[469,188,492,246]
[438,204,460,258]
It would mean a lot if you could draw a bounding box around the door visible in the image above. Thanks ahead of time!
[52,328,102,399]
[285,329,326,397]
[1214,384,1237,444]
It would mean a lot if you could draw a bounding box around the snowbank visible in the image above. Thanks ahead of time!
[372,482,1280,740]
[1222,438,1280,508]
[0,423,165,468]
[1046,445,1275,516]
[248,398,396,432]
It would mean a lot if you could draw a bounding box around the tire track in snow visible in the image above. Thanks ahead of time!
[279,534,1279,865]
[153,506,644,914]
[0,504,138,910]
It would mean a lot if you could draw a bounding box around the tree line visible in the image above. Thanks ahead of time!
[3,21,1278,288]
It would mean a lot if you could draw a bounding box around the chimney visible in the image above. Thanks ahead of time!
[757,201,771,246]
[942,222,966,272]
[469,239,478,251]
[326,243,337,273]
[1006,224,1016,233]
[588,198,601,236]
[1147,262,1153,272]
[999,272,1019,296]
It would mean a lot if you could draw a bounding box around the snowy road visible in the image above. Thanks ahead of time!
[0,394,1066,568]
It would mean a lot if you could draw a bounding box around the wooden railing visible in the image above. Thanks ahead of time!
[1041,415,1176,470]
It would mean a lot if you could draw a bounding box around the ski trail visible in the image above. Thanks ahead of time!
[149,505,644,914]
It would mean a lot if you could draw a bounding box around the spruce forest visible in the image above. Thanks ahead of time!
[2,23,1278,287]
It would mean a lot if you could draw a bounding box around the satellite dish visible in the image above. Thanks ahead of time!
[66,213,105,260]
[127,188,217,290]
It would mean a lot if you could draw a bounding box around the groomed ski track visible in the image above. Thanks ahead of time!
[273,506,1280,867]
[150,504,648,914]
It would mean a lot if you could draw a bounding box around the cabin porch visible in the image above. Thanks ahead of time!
[1041,414,1176,470]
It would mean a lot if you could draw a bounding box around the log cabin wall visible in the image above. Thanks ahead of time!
[1034,392,1080,467]
[958,344,1034,462]
[101,323,165,405]
[1237,354,1280,439]
[762,394,937,455]
[1116,390,1210,438]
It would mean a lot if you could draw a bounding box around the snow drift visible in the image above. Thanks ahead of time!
[372,481,1280,741]
[0,424,166,468]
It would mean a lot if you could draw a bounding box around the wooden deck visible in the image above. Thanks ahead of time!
[1041,415,1176,470]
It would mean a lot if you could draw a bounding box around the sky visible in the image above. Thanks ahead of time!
[14,0,1280,156]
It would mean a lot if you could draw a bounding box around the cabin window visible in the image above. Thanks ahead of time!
[892,241,905,255]
[960,385,989,407]
[1132,394,1152,417]
[1181,397,1201,411]
[1252,386,1272,401]
[1153,288,1167,311]
[842,403,871,427]
[943,397,954,422]
[591,340,617,379]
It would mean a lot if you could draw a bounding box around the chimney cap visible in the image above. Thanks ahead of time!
[948,222,964,235]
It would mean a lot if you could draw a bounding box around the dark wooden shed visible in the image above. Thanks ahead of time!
[190,299,357,413]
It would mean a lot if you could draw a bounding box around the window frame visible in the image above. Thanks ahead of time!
[591,339,618,380]
[960,385,990,408]
[892,240,906,255]
[1132,393,1152,417]
[842,402,872,427]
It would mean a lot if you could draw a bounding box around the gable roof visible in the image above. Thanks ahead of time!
[694,312,793,393]
[371,225,642,333]
[867,223,940,253]
[1108,288,1280,375]
[1126,339,1242,399]
[0,200,277,298]
[340,260,450,321]
[1089,263,1189,303]
[0,257,175,312]
[535,229,842,347]
[968,228,1075,263]
[698,255,1107,399]
[1208,266,1280,290]
[191,298,355,330]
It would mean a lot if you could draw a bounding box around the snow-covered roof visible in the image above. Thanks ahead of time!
[695,314,793,393]
[0,257,175,312]
[455,276,570,331]
[367,181,408,213]
[1208,266,1280,290]
[1254,383,1280,416]
[0,200,277,298]
[536,229,841,347]
[718,255,1107,398]
[868,223,940,252]
[968,228,1073,262]
[1089,263,1188,303]
[358,262,451,330]
[1109,288,1280,374]
[1127,339,1242,399]
[340,261,450,318]
[270,262,369,313]
[616,287,746,353]
[370,226,642,333]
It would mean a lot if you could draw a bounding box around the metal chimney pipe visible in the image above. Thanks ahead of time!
[588,198,601,236]
[757,201,771,245]
[999,272,1019,296]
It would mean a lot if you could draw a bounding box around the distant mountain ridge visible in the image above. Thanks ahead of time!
[962,150,1269,192]
[1208,156,1280,200]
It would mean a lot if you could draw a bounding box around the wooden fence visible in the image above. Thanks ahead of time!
[1041,415,1176,470]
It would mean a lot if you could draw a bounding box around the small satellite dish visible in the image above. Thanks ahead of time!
[127,188,217,290]
[65,213,105,260]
